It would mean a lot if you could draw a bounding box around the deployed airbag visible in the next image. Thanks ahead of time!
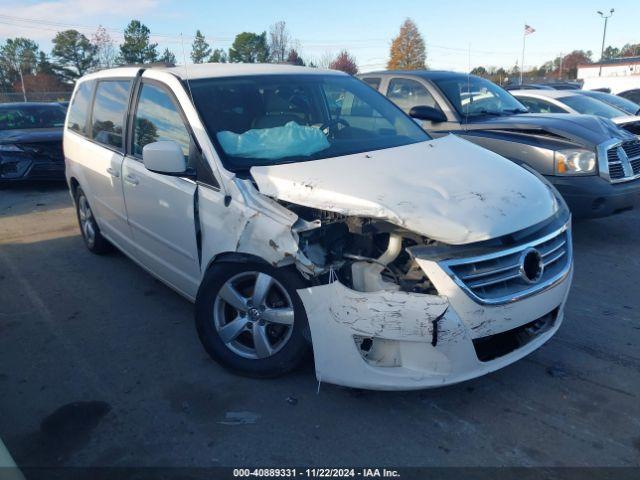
[217,121,330,160]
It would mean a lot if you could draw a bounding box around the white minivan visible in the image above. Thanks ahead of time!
[64,64,573,390]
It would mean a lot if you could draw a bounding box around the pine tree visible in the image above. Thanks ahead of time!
[191,30,211,64]
[159,48,176,65]
[387,19,426,70]
[119,20,158,65]
[51,30,98,81]
[209,49,228,63]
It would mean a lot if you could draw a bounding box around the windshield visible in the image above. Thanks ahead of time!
[433,76,528,118]
[0,104,66,130]
[189,74,429,170]
[561,95,627,119]
[580,91,640,115]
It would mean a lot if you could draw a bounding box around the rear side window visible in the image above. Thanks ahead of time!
[91,80,132,151]
[67,81,94,135]
[362,77,381,90]
[133,83,190,159]
[387,78,438,112]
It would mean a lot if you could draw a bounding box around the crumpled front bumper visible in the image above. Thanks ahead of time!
[298,260,573,391]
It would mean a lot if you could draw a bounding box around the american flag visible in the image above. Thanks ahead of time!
[524,24,536,35]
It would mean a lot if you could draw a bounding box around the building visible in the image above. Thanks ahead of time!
[577,56,640,79]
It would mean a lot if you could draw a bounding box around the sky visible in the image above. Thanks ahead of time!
[1,0,639,72]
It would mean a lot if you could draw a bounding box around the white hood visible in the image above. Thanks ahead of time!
[612,114,640,125]
[250,135,558,245]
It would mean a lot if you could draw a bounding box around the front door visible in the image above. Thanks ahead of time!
[121,81,200,297]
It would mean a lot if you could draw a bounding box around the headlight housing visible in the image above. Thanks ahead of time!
[554,149,596,176]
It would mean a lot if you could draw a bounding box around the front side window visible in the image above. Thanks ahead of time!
[517,97,566,114]
[189,74,429,171]
[67,80,94,135]
[91,80,132,150]
[133,83,191,159]
[434,76,528,117]
[0,104,66,131]
[560,95,627,119]
[387,78,438,112]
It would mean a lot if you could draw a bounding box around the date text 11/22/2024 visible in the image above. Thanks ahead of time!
[233,468,401,477]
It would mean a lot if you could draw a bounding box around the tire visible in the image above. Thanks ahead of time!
[74,186,112,254]
[196,261,311,378]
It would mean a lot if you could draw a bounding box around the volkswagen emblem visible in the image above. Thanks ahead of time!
[519,248,544,284]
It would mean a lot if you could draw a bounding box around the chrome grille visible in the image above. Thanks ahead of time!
[605,139,640,182]
[441,226,571,305]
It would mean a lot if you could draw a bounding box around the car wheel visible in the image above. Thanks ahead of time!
[196,261,311,378]
[75,186,112,254]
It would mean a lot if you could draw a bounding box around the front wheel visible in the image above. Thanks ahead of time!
[196,261,310,378]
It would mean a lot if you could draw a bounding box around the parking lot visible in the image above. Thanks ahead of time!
[0,182,639,468]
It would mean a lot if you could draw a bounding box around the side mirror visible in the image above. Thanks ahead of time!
[409,105,447,123]
[142,141,187,175]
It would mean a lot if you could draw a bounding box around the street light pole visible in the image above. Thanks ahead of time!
[598,8,615,77]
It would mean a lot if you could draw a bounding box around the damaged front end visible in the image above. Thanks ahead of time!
[224,137,574,390]
[248,194,571,390]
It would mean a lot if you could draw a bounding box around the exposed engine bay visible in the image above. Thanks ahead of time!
[279,201,439,294]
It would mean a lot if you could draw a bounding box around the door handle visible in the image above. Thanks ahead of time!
[106,167,120,178]
[124,174,139,186]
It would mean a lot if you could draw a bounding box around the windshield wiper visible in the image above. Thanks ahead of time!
[469,109,504,116]
[501,108,529,114]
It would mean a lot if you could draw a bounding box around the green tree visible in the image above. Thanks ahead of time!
[387,19,426,70]
[209,48,228,63]
[0,38,39,97]
[191,30,211,64]
[119,20,158,64]
[159,48,176,65]
[602,45,620,60]
[36,51,56,75]
[470,66,487,76]
[228,32,269,63]
[51,30,97,81]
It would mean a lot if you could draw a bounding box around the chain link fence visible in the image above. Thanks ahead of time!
[0,91,72,103]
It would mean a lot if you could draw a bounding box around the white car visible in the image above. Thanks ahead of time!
[64,64,573,390]
[511,89,640,135]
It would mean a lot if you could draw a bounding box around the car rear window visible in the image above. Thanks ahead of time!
[67,80,95,135]
[91,80,133,151]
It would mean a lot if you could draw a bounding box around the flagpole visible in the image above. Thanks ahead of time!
[520,26,526,85]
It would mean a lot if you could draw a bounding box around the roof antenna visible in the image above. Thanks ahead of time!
[179,33,231,203]
[180,33,195,106]
[465,42,471,132]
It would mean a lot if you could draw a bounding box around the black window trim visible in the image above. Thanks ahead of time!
[127,76,219,189]
[89,77,135,153]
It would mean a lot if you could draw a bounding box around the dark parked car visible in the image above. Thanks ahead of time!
[510,89,640,135]
[504,82,581,91]
[578,90,640,116]
[0,102,66,183]
[359,71,640,218]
